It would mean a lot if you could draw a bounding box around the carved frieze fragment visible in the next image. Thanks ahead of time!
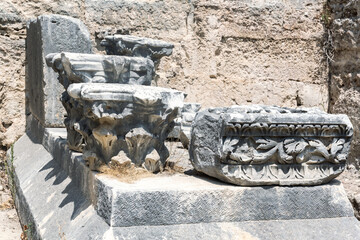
[67,83,184,171]
[189,105,353,186]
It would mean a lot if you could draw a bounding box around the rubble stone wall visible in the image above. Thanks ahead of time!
[329,0,360,167]
[2,0,355,164]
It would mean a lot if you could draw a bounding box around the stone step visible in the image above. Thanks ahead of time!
[10,119,360,239]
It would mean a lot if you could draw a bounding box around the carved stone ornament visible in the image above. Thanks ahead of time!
[67,83,185,171]
[100,35,174,68]
[46,52,155,151]
[189,105,353,186]
[46,52,155,88]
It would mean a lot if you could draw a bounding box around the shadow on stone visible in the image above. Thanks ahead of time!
[39,159,91,220]
[59,180,91,220]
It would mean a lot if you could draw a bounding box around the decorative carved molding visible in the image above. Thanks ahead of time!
[68,83,184,171]
[190,105,353,186]
[46,52,155,87]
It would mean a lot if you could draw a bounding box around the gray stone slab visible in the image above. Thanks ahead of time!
[33,123,357,228]
[98,175,354,227]
[108,217,360,240]
[26,14,92,127]
[9,123,360,239]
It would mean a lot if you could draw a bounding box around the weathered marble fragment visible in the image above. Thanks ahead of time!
[101,35,174,69]
[26,15,92,127]
[67,83,184,171]
[179,103,201,148]
[46,52,155,151]
[189,105,353,186]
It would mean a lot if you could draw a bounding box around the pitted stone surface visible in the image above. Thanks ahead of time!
[68,83,185,170]
[26,14,92,127]
[189,105,353,186]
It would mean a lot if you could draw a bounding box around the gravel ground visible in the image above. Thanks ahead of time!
[0,151,22,240]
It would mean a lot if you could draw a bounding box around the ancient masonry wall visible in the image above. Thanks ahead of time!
[329,0,360,167]
[2,0,357,164]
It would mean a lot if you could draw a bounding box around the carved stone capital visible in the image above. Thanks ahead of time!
[68,83,184,171]
[46,52,155,151]
[189,105,353,186]
[100,35,174,68]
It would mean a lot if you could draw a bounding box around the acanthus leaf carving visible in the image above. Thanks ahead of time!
[222,136,347,166]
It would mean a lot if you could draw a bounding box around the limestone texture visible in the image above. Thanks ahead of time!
[328,0,360,168]
[190,105,353,186]
[26,15,92,127]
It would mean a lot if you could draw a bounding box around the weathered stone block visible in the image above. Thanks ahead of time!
[101,35,174,69]
[97,174,354,227]
[26,14,92,127]
[190,105,353,186]
[67,83,184,170]
[45,52,155,87]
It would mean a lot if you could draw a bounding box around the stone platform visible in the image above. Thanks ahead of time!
[8,118,360,239]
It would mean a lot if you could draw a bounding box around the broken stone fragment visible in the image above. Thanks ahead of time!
[168,103,201,141]
[179,103,201,148]
[100,35,174,69]
[189,105,353,186]
[46,52,155,151]
[67,83,184,171]
[143,149,162,173]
